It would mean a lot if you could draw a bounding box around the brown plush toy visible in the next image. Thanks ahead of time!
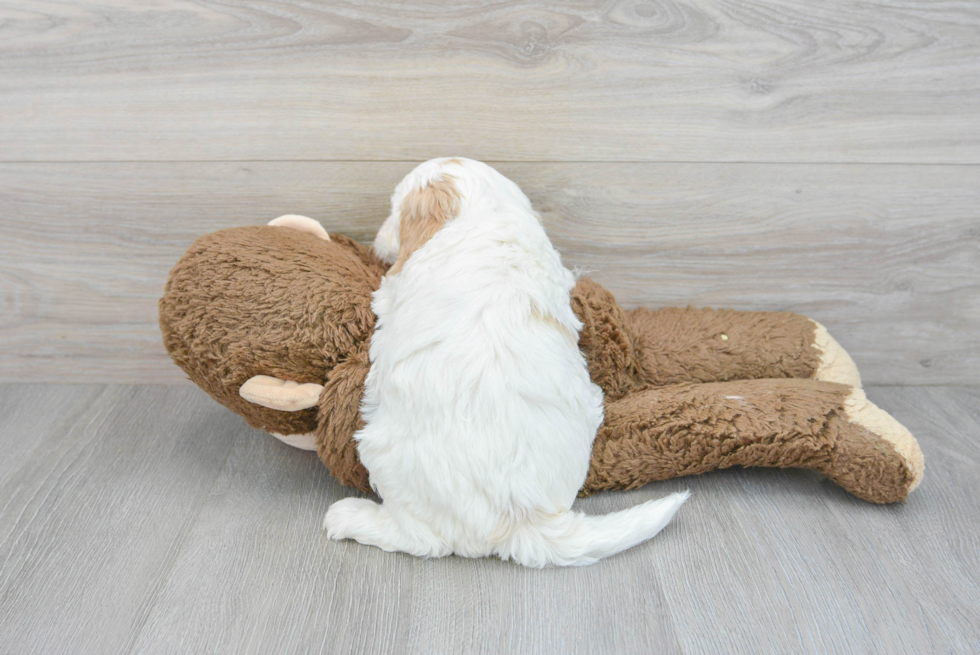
[159,216,924,504]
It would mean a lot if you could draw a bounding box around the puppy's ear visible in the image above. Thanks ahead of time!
[389,175,460,274]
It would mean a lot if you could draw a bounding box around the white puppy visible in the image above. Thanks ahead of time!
[324,158,688,567]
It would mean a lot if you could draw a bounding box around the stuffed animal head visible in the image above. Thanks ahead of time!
[159,219,387,440]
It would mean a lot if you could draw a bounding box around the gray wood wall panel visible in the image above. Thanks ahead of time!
[1,1,978,163]
[1,384,977,653]
[1,162,977,385]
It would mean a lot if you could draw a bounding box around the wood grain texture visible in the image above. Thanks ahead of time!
[0,384,977,653]
[0,0,978,163]
[1,161,977,384]
[0,385,236,655]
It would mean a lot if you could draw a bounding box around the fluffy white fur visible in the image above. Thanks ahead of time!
[324,158,688,567]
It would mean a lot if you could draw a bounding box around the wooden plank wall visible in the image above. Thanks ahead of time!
[0,0,978,384]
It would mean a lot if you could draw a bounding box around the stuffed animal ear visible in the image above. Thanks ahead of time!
[267,214,331,241]
[240,375,324,411]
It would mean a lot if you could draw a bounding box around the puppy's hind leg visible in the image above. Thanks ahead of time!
[324,498,449,558]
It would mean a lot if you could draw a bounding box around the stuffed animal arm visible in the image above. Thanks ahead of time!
[159,216,923,504]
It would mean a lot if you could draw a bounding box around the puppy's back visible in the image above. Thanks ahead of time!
[346,158,688,566]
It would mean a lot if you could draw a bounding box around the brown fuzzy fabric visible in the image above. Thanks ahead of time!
[627,306,819,387]
[570,278,643,402]
[160,226,922,503]
[583,379,912,503]
[316,347,372,492]
[160,226,383,437]
[569,282,821,398]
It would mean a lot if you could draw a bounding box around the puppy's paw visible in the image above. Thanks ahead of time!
[323,497,377,541]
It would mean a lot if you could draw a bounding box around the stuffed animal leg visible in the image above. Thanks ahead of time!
[582,378,923,504]
[571,278,860,398]
[625,306,861,389]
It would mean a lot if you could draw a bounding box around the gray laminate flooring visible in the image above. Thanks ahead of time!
[0,384,976,654]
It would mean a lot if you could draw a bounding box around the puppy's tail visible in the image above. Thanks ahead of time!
[499,491,690,568]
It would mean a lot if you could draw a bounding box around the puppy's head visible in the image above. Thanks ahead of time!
[373,159,464,275]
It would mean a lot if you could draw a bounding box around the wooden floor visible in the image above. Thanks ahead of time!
[0,383,977,654]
